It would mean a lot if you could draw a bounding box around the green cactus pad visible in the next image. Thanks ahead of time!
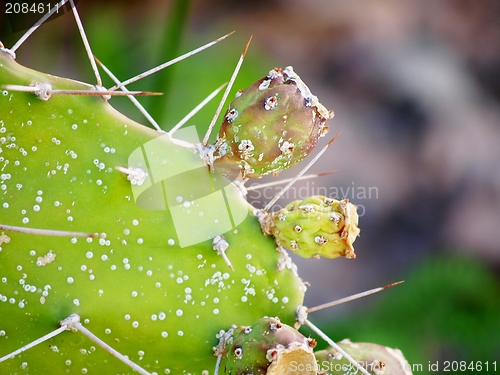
[315,340,413,375]
[266,196,360,259]
[0,51,306,374]
[223,317,317,375]
[213,66,332,178]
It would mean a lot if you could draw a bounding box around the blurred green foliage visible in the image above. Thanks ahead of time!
[305,254,500,374]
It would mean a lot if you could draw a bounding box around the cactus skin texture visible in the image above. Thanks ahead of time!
[0,51,306,374]
[263,196,360,259]
[213,66,332,179]
[315,340,412,375]
[223,317,317,375]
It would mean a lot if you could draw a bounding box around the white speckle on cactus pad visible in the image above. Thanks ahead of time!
[246,264,256,273]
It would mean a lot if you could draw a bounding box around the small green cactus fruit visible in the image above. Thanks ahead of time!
[261,196,360,259]
[315,340,413,375]
[212,66,333,179]
[223,317,318,375]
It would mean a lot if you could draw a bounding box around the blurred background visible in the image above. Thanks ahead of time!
[1,0,499,372]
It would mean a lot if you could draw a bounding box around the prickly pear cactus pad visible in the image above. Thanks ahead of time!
[262,196,360,259]
[213,67,333,179]
[0,51,306,374]
[315,340,412,375]
[223,317,317,375]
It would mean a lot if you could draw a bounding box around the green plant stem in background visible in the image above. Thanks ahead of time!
[147,0,193,126]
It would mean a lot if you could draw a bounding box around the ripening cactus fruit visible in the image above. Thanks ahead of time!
[223,317,317,375]
[315,340,413,375]
[212,67,333,179]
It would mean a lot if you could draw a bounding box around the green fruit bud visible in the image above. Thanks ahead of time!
[213,66,332,178]
[315,339,412,375]
[267,196,360,259]
[224,317,317,375]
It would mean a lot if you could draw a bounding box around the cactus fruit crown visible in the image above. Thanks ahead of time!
[0,6,410,375]
[211,66,333,179]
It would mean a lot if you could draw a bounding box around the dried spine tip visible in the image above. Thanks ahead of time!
[212,66,333,178]
[265,195,360,259]
[223,317,317,375]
